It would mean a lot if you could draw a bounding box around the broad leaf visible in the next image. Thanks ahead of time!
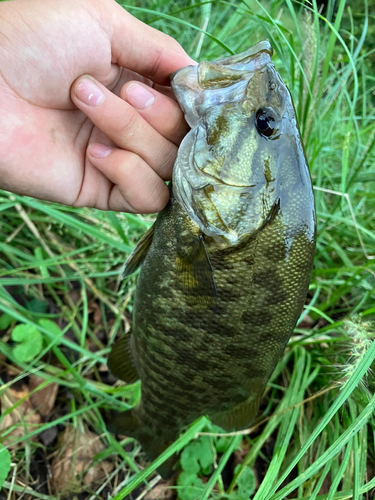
[11,324,43,363]
[0,445,11,487]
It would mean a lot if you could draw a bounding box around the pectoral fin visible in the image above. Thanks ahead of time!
[108,331,139,384]
[122,224,155,278]
[176,235,218,307]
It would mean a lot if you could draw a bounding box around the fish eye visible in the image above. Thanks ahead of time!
[255,108,277,138]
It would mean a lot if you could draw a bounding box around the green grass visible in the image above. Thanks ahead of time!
[1,0,375,498]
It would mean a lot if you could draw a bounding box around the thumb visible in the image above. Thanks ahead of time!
[102,2,195,85]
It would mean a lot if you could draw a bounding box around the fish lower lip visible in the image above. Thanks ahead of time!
[222,183,256,189]
[214,181,257,190]
[193,182,257,192]
[195,172,257,189]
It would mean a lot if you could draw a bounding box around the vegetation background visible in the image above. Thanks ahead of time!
[0,0,374,499]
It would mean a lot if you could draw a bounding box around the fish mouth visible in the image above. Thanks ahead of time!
[214,40,273,67]
[170,40,273,83]
[170,40,273,94]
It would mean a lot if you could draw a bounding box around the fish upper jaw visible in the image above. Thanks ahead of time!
[170,65,201,128]
[171,41,275,129]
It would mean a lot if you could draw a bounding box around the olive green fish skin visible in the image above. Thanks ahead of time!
[109,41,316,467]
[130,193,314,434]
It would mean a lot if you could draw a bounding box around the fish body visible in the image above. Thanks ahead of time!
[108,41,316,475]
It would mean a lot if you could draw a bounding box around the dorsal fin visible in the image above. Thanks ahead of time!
[122,224,155,278]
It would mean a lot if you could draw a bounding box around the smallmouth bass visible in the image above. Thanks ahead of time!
[108,41,316,476]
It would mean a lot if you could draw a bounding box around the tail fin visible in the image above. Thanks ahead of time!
[108,410,178,478]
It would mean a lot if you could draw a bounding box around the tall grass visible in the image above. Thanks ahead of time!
[1,0,375,499]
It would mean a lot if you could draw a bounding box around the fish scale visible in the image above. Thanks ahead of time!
[108,40,316,477]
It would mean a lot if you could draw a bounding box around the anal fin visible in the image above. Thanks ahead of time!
[107,409,140,437]
[210,394,261,431]
[108,331,139,384]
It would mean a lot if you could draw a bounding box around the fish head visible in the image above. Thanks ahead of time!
[171,41,310,244]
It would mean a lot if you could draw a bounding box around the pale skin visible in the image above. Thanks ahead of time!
[0,0,194,213]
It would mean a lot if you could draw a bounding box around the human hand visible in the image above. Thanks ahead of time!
[0,0,193,212]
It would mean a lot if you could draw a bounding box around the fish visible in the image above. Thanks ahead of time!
[108,40,316,477]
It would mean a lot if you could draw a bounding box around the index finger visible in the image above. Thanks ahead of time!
[121,81,189,146]
[102,2,195,85]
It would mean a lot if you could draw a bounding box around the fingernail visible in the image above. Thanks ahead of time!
[89,142,112,158]
[75,78,105,106]
[126,83,155,110]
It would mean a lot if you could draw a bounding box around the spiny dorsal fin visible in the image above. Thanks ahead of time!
[107,331,139,384]
[122,224,155,278]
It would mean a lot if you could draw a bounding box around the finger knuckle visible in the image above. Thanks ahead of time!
[144,188,169,214]
[158,145,177,178]
[118,108,141,139]
[149,36,181,77]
